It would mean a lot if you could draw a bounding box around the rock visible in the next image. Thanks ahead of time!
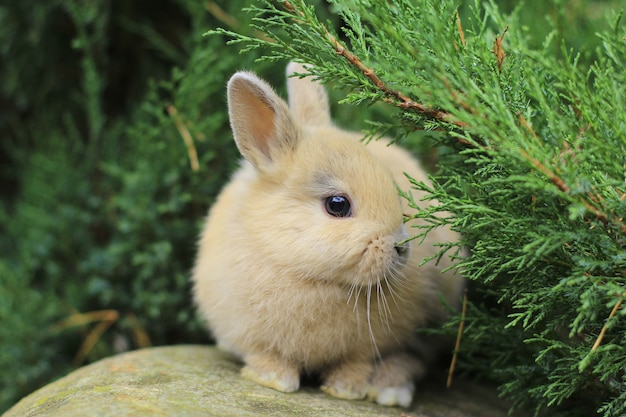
[4,345,514,417]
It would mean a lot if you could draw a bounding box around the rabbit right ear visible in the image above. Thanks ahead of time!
[286,62,332,127]
[227,72,299,173]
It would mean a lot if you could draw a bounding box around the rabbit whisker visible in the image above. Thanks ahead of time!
[376,278,394,334]
[347,280,359,311]
[346,270,365,310]
[389,263,415,295]
[366,283,383,362]
[382,270,400,314]
[385,261,412,302]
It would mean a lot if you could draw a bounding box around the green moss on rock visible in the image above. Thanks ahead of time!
[4,345,514,417]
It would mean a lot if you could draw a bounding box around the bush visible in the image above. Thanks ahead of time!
[215,0,625,415]
[0,0,272,410]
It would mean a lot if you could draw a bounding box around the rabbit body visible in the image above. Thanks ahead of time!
[192,62,463,407]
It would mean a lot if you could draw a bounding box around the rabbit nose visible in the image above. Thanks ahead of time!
[395,243,409,257]
[394,224,410,257]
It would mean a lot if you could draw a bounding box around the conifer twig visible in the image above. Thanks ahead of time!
[166,104,200,172]
[72,315,117,366]
[283,1,467,129]
[205,2,274,42]
[518,114,626,236]
[447,289,468,388]
[127,313,152,348]
[456,12,466,47]
[590,298,622,352]
[51,310,120,366]
[205,2,240,30]
[519,146,626,235]
[493,26,508,72]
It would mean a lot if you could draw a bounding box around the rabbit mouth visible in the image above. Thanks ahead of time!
[350,237,410,287]
[345,239,411,360]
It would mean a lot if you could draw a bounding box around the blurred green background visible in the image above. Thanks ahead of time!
[0,0,621,412]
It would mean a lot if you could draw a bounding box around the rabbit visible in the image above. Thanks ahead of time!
[192,61,463,408]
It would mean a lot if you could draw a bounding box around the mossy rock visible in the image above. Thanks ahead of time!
[4,345,514,417]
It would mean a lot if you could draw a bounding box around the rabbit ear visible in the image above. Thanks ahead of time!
[227,72,299,173]
[286,62,332,127]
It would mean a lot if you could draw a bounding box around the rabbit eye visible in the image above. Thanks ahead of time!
[324,195,352,218]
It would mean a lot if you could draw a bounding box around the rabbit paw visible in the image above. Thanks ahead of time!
[320,360,373,401]
[368,382,415,408]
[366,352,425,407]
[241,354,300,393]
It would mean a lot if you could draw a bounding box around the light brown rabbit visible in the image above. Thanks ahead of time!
[192,62,463,407]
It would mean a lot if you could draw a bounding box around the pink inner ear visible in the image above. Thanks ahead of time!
[243,89,277,161]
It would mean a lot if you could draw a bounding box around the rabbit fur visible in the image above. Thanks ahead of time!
[192,62,463,407]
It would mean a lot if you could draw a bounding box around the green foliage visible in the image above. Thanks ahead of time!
[0,0,276,411]
[215,0,626,416]
[1,0,624,415]
[0,261,63,409]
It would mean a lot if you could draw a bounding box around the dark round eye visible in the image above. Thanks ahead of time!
[324,195,352,218]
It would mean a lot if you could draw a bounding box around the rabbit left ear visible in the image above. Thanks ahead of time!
[286,62,332,127]
[227,71,300,173]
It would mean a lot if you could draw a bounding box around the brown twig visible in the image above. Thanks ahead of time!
[205,2,274,43]
[73,316,117,366]
[518,147,570,193]
[590,297,622,352]
[447,289,468,389]
[518,113,542,146]
[51,310,120,366]
[127,312,152,348]
[205,2,240,29]
[518,146,626,236]
[51,309,119,332]
[166,104,200,172]
[493,26,509,72]
[517,113,626,235]
[456,12,466,48]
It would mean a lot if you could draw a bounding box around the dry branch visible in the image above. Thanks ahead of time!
[166,104,199,172]
[447,289,468,388]
[493,26,509,72]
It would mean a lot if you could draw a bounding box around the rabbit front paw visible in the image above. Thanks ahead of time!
[368,382,415,408]
[241,354,300,393]
[366,351,425,407]
[320,360,373,401]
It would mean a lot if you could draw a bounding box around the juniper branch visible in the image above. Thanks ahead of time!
[518,114,626,237]
[283,0,467,130]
